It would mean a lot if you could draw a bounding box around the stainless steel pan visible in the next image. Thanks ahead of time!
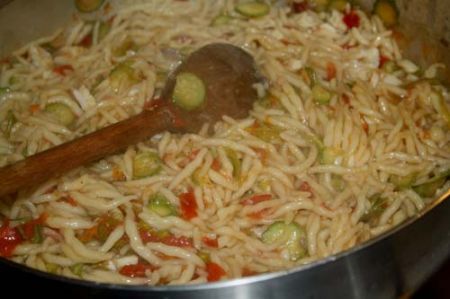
[0,1,449,298]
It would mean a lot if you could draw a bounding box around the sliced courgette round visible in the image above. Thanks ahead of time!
[235,2,270,18]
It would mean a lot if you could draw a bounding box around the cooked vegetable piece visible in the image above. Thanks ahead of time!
[312,84,332,104]
[160,235,193,248]
[96,215,121,242]
[198,251,211,263]
[0,220,22,257]
[373,0,398,27]
[79,33,93,48]
[147,193,177,217]
[75,0,105,13]
[331,174,346,192]
[98,21,111,41]
[343,10,360,28]
[202,236,219,248]
[206,262,226,282]
[0,87,10,97]
[109,62,139,93]
[389,172,417,190]
[70,263,84,277]
[113,38,136,57]
[192,168,209,186]
[301,67,317,87]
[53,64,74,76]
[261,221,306,261]
[133,152,161,178]
[179,189,198,220]
[361,194,389,223]
[225,148,241,178]
[309,0,330,11]
[292,1,309,13]
[382,60,398,73]
[3,110,16,138]
[235,2,270,18]
[430,89,450,128]
[119,263,154,278]
[284,223,306,261]
[20,222,43,244]
[44,103,75,126]
[413,170,449,198]
[46,263,59,274]
[211,14,232,26]
[261,221,288,244]
[248,123,282,143]
[303,131,324,151]
[413,178,446,198]
[172,72,206,111]
[329,0,349,12]
[319,147,341,165]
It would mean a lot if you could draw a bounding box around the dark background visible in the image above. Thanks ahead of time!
[413,257,450,299]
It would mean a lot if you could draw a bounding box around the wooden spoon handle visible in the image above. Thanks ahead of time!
[0,108,173,198]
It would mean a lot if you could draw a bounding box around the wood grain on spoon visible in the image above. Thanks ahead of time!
[0,43,261,198]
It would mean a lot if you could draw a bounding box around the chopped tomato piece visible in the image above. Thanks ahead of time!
[299,181,313,193]
[253,148,268,163]
[119,263,154,278]
[241,194,272,206]
[343,11,360,29]
[29,104,40,113]
[360,115,369,134]
[53,64,74,76]
[242,267,257,277]
[202,236,219,248]
[247,209,269,220]
[79,214,121,243]
[292,1,309,13]
[112,167,126,181]
[161,235,193,248]
[139,230,160,243]
[341,94,351,105]
[206,262,226,282]
[211,158,221,171]
[79,225,98,243]
[0,220,23,257]
[187,149,200,161]
[326,62,336,81]
[179,189,198,220]
[139,227,192,247]
[79,33,93,48]
[379,54,389,68]
[61,196,78,207]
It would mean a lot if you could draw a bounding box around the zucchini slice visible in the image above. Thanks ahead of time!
[235,2,270,18]
[374,0,398,27]
[172,72,206,111]
[45,103,75,126]
[133,152,162,178]
[75,0,105,13]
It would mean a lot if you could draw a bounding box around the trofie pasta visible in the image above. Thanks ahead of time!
[0,0,449,285]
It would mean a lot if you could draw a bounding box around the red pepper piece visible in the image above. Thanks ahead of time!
[179,189,197,220]
[343,11,360,29]
[0,220,23,257]
[206,262,226,282]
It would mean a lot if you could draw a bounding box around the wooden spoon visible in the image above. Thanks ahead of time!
[0,43,261,197]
